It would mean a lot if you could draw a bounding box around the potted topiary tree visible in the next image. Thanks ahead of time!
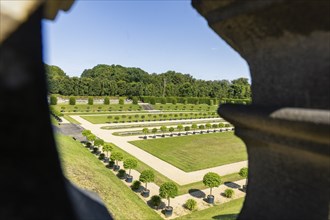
[139,170,155,198]
[218,123,225,132]
[110,152,124,171]
[150,195,162,210]
[177,124,183,136]
[199,125,205,134]
[184,126,190,135]
[203,172,222,204]
[87,134,96,150]
[152,128,157,138]
[142,128,149,139]
[102,144,113,163]
[159,182,178,217]
[93,138,104,155]
[168,127,174,137]
[117,169,126,179]
[239,167,248,191]
[191,123,197,134]
[160,126,167,137]
[205,123,211,133]
[123,158,138,183]
[212,123,218,132]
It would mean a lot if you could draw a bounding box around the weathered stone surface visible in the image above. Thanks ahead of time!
[193,1,330,219]
[0,6,111,220]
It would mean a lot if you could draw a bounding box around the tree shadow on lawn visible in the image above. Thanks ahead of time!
[212,214,239,220]
[224,182,240,189]
[188,189,206,198]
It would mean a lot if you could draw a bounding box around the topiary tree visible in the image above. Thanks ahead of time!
[172,98,177,105]
[191,123,197,133]
[239,167,248,190]
[142,128,149,138]
[150,97,156,105]
[104,97,110,105]
[203,172,221,197]
[224,189,234,198]
[110,152,124,166]
[159,182,178,208]
[124,158,138,176]
[88,97,93,105]
[87,134,96,145]
[205,123,212,132]
[219,123,225,128]
[177,124,183,135]
[139,170,155,191]
[82,129,91,137]
[152,128,157,138]
[160,126,167,136]
[169,127,174,136]
[50,95,57,105]
[103,144,113,158]
[94,138,104,152]
[150,195,162,209]
[184,126,190,134]
[185,199,197,211]
[69,96,76,105]
[119,98,124,105]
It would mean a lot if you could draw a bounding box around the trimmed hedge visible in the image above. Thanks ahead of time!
[88,97,94,105]
[104,97,110,105]
[69,96,76,105]
[50,95,57,105]
[119,98,124,105]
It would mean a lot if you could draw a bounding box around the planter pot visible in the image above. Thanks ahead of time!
[142,189,150,198]
[178,133,181,136]
[113,165,120,171]
[242,184,247,191]
[213,130,217,132]
[108,162,114,169]
[164,206,173,217]
[161,134,165,138]
[143,136,147,139]
[96,151,101,156]
[170,134,173,137]
[104,157,109,163]
[207,195,214,204]
[126,175,133,183]
[207,130,210,133]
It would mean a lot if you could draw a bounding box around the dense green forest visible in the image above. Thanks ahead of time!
[46,64,251,99]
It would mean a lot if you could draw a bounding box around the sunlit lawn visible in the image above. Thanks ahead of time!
[130,132,247,172]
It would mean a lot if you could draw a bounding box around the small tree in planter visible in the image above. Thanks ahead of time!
[98,153,105,161]
[177,124,183,136]
[159,182,178,217]
[152,128,157,138]
[150,195,162,210]
[203,172,222,204]
[131,180,141,192]
[212,123,219,132]
[191,123,197,134]
[110,152,124,171]
[219,123,225,132]
[160,126,167,137]
[93,138,104,155]
[87,134,96,149]
[168,127,174,136]
[124,158,138,183]
[199,125,205,133]
[142,128,149,139]
[205,123,211,133]
[117,169,126,179]
[239,167,248,191]
[82,129,91,137]
[184,126,190,135]
[139,170,155,197]
[224,189,234,198]
[102,144,113,163]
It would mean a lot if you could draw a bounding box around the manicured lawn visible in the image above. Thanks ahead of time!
[153,103,218,112]
[63,115,81,124]
[53,104,143,113]
[175,197,244,220]
[130,132,247,172]
[55,134,161,220]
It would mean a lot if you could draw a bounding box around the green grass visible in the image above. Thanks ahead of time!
[63,115,81,124]
[175,197,244,220]
[82,111,219,124]
[130,132,247,172]
[55,134,162,220]
[100,142,244,195]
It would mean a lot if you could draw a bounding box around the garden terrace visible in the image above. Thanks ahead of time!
[153,103,218,112]
[52,104,143,113]
[81,111,219,124]
[130,132,247,172]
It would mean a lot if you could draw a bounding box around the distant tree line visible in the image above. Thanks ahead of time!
[45,64,251,99]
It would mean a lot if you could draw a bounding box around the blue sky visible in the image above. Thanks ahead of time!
[42,1,250,81]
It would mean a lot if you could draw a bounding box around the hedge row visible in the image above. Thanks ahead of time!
[140,96,218,105]
[220,98,251,104]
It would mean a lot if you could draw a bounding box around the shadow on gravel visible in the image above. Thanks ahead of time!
[188,189,206,198]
